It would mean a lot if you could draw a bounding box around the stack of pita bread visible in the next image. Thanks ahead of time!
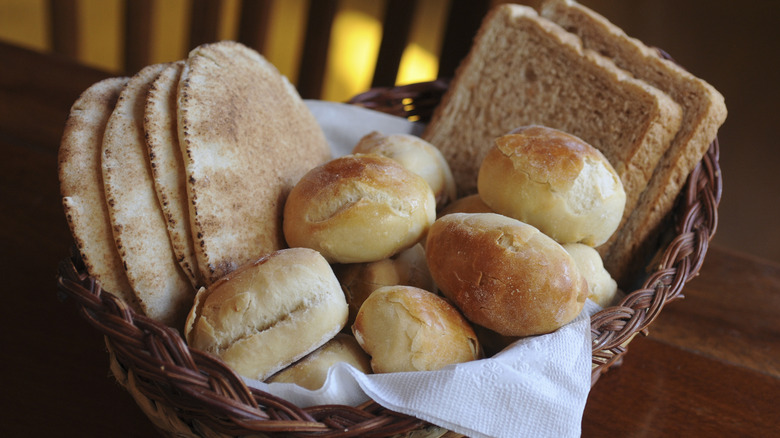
[59,41,331,327]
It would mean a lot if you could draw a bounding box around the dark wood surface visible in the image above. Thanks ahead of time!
[1,40,778,437]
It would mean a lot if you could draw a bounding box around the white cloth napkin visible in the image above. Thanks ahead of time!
[246,300,599,438]
[243,101,598,437]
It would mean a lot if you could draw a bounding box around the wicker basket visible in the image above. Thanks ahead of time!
[56,73,721,437]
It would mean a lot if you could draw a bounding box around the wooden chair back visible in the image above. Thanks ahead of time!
[47,0,492,99]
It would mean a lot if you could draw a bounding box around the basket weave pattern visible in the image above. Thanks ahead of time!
[56,78,721,437]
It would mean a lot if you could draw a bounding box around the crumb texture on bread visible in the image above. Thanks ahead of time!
[422,4,682,239]
[539,0,727,284]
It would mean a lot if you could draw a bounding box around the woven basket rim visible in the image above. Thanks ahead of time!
[55,77,722,436]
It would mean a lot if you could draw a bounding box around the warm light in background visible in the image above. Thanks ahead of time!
[322,0,384,102]
[0,0,447,101]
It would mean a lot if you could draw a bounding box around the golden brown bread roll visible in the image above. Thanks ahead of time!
[563,243,621,308]
[184,248,347,380]
[439,194,493,217]
[352,285,480,373]
[425,213,588,337]
[283,154,436,264]
[353,131,456,208]
[266,334,371,390]
[477,125,625,246]
[335,243,435,326]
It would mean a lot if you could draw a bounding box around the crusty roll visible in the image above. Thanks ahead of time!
[353,131,456,208]
[283,154,436,264]
[439,194,493,217]
[266,334,371,390]
[184,247,348,380]
[425,213,588,337]
[335,243,435,326]
[352,285,480,373]
[477,125,626,246]
[563,243,621,308]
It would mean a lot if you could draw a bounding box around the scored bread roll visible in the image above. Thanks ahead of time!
[352,285,480,373]
[477,125,626,246]
[266,334,372,390]
[563,243,621,308]
[426,213,588,337]
[283,154,436,264]
[335,243,435,326]
[352,131,456,208]
[185,247,347,380]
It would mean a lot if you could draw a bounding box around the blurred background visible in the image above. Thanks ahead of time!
[1,0,777,265]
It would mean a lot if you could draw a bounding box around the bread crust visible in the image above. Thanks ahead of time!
[178,41,331,284]
[540,0,727,285]
[102,63,195,327]
[283,154,436,264]
[425,213,588,336]
[59,76,138,309]
[185,248,348,380]
[477,126,625,246]
[352,285,480,373]
[422,4,682,240]
[144,60,202,288]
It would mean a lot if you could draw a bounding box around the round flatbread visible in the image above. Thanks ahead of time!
[102,63,195,327]
[144,61,202,288]
[58,76,140,311]
[178,41,331,284]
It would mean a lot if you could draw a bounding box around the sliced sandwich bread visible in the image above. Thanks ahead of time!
[422,4,683,240]
[541,0,727,286]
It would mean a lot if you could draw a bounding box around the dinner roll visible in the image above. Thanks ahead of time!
[426,213,588,337]
[283,154,436,263]
[477,125,626,246]
[335,243,434,325]
[266,334,371,390]
[184,248,347,380]
[353,131,456,208]
[563,243,621,308]
[352,285,480,373]
[439,194,493,217]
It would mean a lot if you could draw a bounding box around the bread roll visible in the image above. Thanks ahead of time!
[425,213,588,336]
[353,131,456,208]
[477,125,625,246]
[352,285,480,373]
[439,194,493,217]
[563,243,621,308]
[266,334,371,390]
[335,243,435,325]
[185,248,348,380]
[283,154,436,263]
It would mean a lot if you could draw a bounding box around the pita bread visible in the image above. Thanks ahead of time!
[102,63,195,326]
[178,41,331,284]
[144,61,202,288]
[58,77,140,310]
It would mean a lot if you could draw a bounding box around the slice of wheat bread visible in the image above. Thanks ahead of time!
[58,77,140,311]
[178,41,331,285]
[540,0,727,286]
[144,60,203,288]
[102,63,195,327]
[422,4,683,238]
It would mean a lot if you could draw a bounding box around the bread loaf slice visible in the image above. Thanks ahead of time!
[541,0,727,286]
[422,4,683,239]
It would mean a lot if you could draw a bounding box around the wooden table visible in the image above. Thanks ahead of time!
[1,41,778,437]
